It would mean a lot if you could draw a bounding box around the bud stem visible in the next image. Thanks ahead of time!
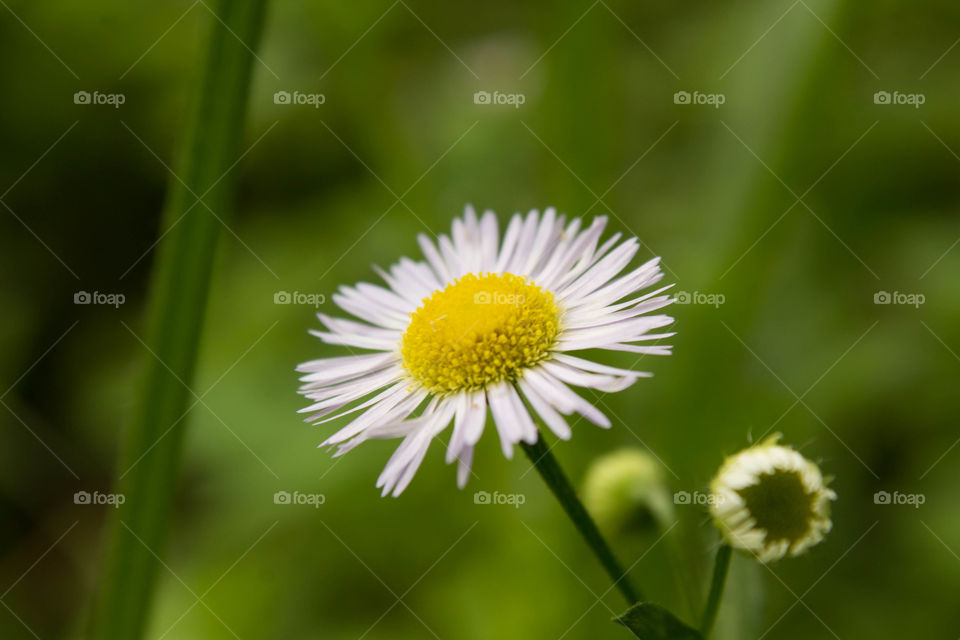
[520,432,641,604]
[699,543,732,637]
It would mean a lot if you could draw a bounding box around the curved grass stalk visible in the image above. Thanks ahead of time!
[88,2,269,638]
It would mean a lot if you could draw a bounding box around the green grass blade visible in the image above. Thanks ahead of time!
[87,2,269,638]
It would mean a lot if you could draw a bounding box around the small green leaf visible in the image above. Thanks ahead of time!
[614,603,702,640]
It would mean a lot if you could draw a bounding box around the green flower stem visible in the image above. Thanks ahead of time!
[87,2,268,639]
[699,544,732,638]
[520,435,641,605]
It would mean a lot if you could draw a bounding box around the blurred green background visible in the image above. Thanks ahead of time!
[2,0,959,638]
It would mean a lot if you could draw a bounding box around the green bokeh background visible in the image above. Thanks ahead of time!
[1,0,959,638]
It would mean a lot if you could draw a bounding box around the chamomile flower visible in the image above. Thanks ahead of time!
[297,206,675,496]
[709,435,836,562]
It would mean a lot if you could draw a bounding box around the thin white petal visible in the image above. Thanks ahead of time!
[322,384,423,446]
[551,353,651,378]
[487,381,523,458]
[380,399,457,497]
[518,376,571,440]
[559,238,639,302]
[479,211,499,271]
[297,351,395,379]
[540,359,639,393]
[494,213,524,273]
[456,445,474,489]
[523,368,611,428]
[418,233,453,283]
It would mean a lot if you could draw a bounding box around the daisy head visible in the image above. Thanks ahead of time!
[296,206,675,496]
[709,435,836,562]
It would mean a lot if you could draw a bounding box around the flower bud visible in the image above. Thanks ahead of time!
[709,435,836,562]
[583,449,675,537]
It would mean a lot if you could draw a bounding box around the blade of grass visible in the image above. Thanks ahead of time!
[88,2,269,638]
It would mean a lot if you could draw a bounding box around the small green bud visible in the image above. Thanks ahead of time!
[583,448,675,537]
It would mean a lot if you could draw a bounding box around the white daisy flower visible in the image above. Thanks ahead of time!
[296,206,675,496]
[709,435,836,562]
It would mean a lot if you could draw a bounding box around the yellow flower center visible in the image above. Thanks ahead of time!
[401,273,560,393]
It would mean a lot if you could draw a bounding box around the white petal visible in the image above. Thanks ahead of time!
[322,383,423,446]
[505,210,541,274]
[446,392,470,464]
[456,445,474,489]
[563,295,673,330]
[309,329,398,351]
[378,398,456,496]
[559,238,639,302]
[331,391,428,455]
[453,206,483,273]
[333,292,410,330]
[297,352,395,379]
[299,366,402,410]
[438,234,466,278]
[540,359,639,393]
[551,353,652,379]
[523,368,611,428]
[494,212,524,273]
[488,381,525,458]
[564,257,662,309]
[462,389,487,446]
[532,217,587,286]
[479,210,500,271]
[418,233,453,283]
[352,281,413,314]
[518,376,571,440]
[519,207,559,276]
